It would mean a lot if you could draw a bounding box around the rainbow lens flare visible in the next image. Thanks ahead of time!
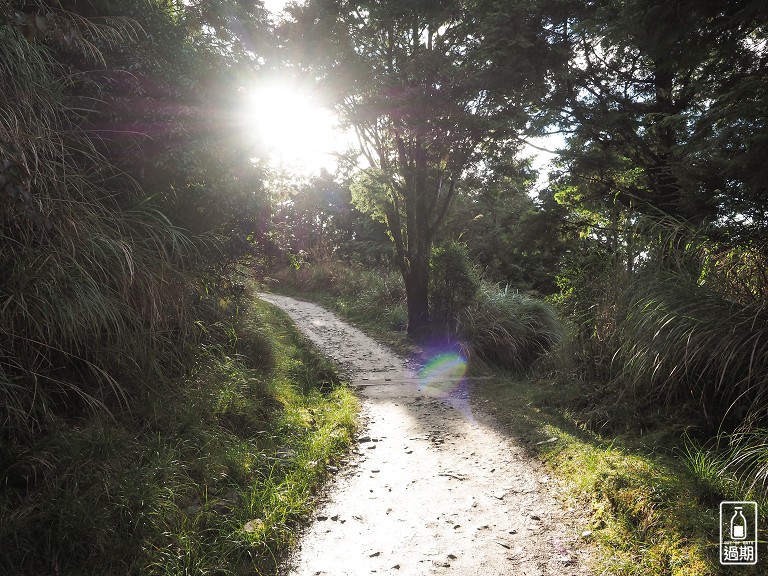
[417,351,474,419]
[418,352,467,396]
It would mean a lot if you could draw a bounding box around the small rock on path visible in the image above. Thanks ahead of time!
[259,293,592,576]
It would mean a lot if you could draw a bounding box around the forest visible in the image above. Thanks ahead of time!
[1,0,767,574]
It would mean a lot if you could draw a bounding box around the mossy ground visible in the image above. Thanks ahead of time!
[471,375,751,576]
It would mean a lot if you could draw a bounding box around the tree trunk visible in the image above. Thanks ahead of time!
[404,252,430,338]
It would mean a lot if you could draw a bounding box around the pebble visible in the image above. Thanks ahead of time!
[243,519,264,533]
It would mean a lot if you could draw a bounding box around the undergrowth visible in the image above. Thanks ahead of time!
[269,258,562,371]
[457,283,563,371]
[555,223,768,501]
[0,297,358,576]
[479,374,768,576]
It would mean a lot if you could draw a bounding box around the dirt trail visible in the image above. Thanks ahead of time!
[259,293,592,576]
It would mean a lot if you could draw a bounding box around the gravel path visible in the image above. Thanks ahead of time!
[259,293,592,576]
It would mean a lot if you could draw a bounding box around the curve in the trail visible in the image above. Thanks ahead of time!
[259,293,591,576]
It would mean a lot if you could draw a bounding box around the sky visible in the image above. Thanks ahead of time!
[525,135,563,195]
[261,0,291,15]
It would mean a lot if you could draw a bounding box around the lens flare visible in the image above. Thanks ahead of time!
[417,351,475,420]
[418,352,467,396]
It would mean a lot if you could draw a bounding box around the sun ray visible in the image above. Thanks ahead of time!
[242,79,349,175]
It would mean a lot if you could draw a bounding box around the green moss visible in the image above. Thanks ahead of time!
[475,377,763,576]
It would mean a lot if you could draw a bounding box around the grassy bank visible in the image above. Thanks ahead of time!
[0,297,358,576]
[268,260,766,575]
[476,375,766,576]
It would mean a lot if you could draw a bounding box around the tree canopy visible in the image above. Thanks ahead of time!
[551,0,768,232]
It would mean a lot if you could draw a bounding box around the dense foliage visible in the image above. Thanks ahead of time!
[281,0,564,335]
[1,3,364,574]
[271,0,768,498]
[0,0,267,440]
[545,0,768,501]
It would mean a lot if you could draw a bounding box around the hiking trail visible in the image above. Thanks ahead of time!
[259,293,593,576]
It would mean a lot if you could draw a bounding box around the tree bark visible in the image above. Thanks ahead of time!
[404,251,430,338]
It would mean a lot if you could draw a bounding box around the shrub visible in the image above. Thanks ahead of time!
[429,240,480,332]
[457,282,563,372]
[614,271,768,427]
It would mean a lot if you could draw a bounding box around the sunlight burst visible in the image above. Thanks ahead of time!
[242,80,348,175]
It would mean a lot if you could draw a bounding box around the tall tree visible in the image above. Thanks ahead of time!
[551,0,768,233]
[284,0,559,335]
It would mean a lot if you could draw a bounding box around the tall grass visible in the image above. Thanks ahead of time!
[683,429,768,508]
[614,271,768,427]
[0,298,358,576]
[558,219,768,423]
[457,282,563,371]
[0,14,216,441]
[557,220,768,501]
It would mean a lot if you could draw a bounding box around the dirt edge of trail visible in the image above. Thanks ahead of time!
[259,293,594,576]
